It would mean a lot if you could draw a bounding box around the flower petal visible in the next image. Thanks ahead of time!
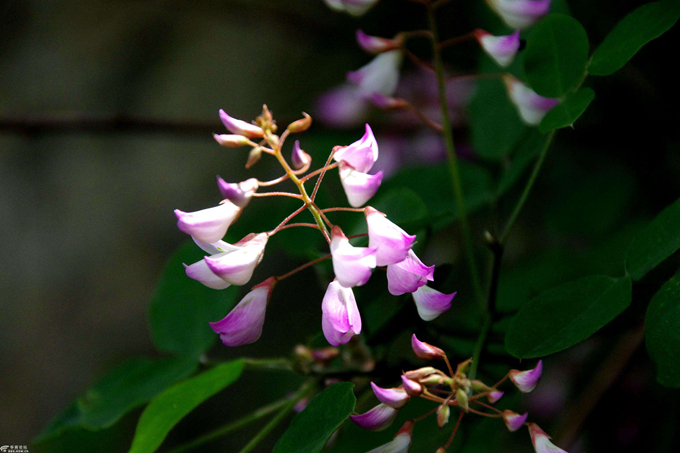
[219,109,264,138]
[475,29,521,67]
[365,207,416,266]
[366,421,413,453]
[350,403,399,431]
[510,360,543,393]
[387,250,434,295]
[502,410,528,432]
[527,423,569,453]
[184,261,231,290]
[347,51,403,98]
[411,334,446,360]
[321,281,362,346]
[334,124,379,173]
[370,382,410,409]
[216,177,258,208]
[504,75,559,126]
[209,285,271,346]
[412,285,455,321]
[487,0,551,29]
[204,233,268,286]
[331,226,377,287]
[339,166,383,208]
[175,201,240,243]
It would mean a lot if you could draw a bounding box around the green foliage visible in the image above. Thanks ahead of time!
[273,382,356,453]
[505,275,632,358]
[128,359,245,453]
[646,268,680,387]
[523,15,589,97]
[589,0,680,76]
[496,129,548,197]
[370,187,429,232]
[149,241,240,358]
[626,197,680,280]
[539,88,595,133]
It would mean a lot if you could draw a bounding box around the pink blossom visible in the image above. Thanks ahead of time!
[365,421,413,453]
[334,124,379,173]
[175,201,240,243]
[387,250,435,295]
[330,226,377,287]
[505,75,559,125]
[370,382,410,409]
[400,375,423,397]
[412,285,456,321]
[486,0,551,29]
[411,334,446,360]
[510,360,543,393]
[216,177,258,208]
[204,233,268,286]
[350,403,399,431]
[502,410,528,432]
[527,423,569,453]
[474,29,521,67]
[291,140,311,170]
[347,51,403,99]
[365,207,416,266]
[339,164,383,208]
[321,280,362,346]
[218,109,264,138]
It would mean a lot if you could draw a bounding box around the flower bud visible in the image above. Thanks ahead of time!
[470,379,492,393]
[436,449,447,453]
[213,133,252,148]
[488,390,504,403]
[455,388,469,412]
[356,30,402,55]
[419,374,453,387]
[401,375,423,397]
[287,112,312,133]
[411,334,446,360]
[509,360,543,393]
[291,140,311,170]
[437,404,451,428]
[350,403,399,431]
[219,109,264,138]
[474,29,521,67]
[502,410,528,432]
[245,147,263,169]
[403,366,436,380]
[217,177,258,208]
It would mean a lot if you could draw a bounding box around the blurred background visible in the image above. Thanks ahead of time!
[1,0,679,451]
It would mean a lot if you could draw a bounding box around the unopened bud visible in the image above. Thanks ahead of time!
[287,112,312,133]
[470,379,493,393]
[456,359,472,376]
[401,375,423,397]
[246,147,263,168]
[291,140,312,170]
[213,133,251,148]
[437,404,450,428]
[419,374,452,386]
[455,388,469,412]
[404,367,437,380]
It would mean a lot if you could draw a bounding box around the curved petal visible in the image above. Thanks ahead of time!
[192,237,240,255]
[204,235,267,286]
[334,124,379,173]
[366,422,413,453]
[366,207,416,266]
[387,250,434,295]
[175,201,240,243]
[219,109,264,138]
[370,382,409,409]
[350,403,399,431]
[411,334,446,360]
[475,29,521,67]
[184,261,231,290]
[356,30,400,55]
[510,360,543,393]
[347,51,403,98]
[331,226,377,287]
[487,0,551,29]
[412,285,456,321]
[527,423,569,453]
[321,281,362,346]
[209,285,271,346]
[502,410,528,432]
[339,167,383,208]
[504,75,559,126]
[216,177,258,208]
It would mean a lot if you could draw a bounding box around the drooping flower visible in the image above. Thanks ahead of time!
[323,0,380,17]
[411,334,446,360]
[347,50,403,99]
[486,0,551,29]
[216,177,258,208]
[502,410,528,432]
[400,375,423,397]
[387,250,435,295]
[365,421,413,453]
[209,278,275,346]
[412,285,456,321]
[334,124,379,173]
[370,382,410,409]
[527,423,569,453]
[339,164,384,208]
[488,390,504,403]
[474,29,521,67]
[175,201,241,244]
[504,75,559,125]
[219,109,264,138]
[357,30,402,55]
[321,280,362,346]
[331,226,377,287]
[291,140,311,170]
[204,233,269,286]
[184,238,242,290]
[365,207,416,266]
[509,360,543,393]
[350,403,399,431]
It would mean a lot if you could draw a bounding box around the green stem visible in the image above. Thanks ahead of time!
[426,3,485,311]
[499,130,556,244]
[236,380,316,453]
[244,357,295,372]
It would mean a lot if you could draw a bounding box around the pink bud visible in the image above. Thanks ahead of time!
[213,133,252,148]
[411,334,446,360]
[339,164,383,208]
[350,403,399,431]
[218,109,264,138]
[291,140,311,170]
[502,410,528,432]
[370,382,410,409]
[412,285,456,321]
[486,0,551,29]
[387,250,435,296]
[333,124,379,173]
[504,75,559,125]
[488,390,504,403]
[509,360,543,393]
[175,201,241,243]
[400,375,423,397]
[527,423,569,453]
[356,30,401,55]
[474,29,521,67]
[330,226,377,288]
[204,233,268,286]
[217,177,258,208]
[321,280,362,346]
[365,207,416,266]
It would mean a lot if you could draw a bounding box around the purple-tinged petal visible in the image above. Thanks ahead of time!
[412,285,455,321]
[504,75,559,125]
[510,360,543,393]
[403,366,436,380]
[366,421,414,453]
[488,390,504,403]
[474,29,521,67]
[218,109,264,138]
[209,283,273,346]
[217,177,258,208]
[487,0,551,29]
[175,201,240,243]
[411,334,446,360]
[321,280,362,346]
[331,226,377,287]
[370,382,410,409]
[400,375,423,397]
[291,140,311,170]
[347,51,403,98]
[502,410,528,432]
[357,30,401,55]
[205,233,268,286]
[339,166,383,208]
[213,133,252,148]
[527,423,569,453]
[365,207,416,266]
[334,124,379,173]
[314,84,369,128]
[387,250,435,295]
[184,261,230,290]
[350,403,399,431]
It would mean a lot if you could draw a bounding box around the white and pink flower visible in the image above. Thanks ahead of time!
[291,140,311,170]
[347,51,403,99]
[350,403,399,431]
[370,382,410,409]
[502,410,528,432]
[219,109,264,138]
[505,75,559,125]
[510,360,543,393]
[387,250,435,295]
[474,29,521,67]
[411,334,446,360]
[334,124,380,173]
[339,164,384,208]
[527,423,569,453]
[175,200,241,244]
[412,285,456,321]
[216,177,258,208]
[331,226,377,287]
[321,280,363,346]
[365,207,416,266]
[365,421,413,453]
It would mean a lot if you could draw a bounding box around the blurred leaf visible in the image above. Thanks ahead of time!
[523,14,589,97]
[539,88,595,133]
[589,0,680,76]
[128,359,245,453]
[646,268,680,387]
[470,78,526,160]
[626,197,680,280]
[34,420,130,453]
[149,241,240,357]
[505,275,632,358]
[273,382,356,453]
[496,129,548,197]
[369,187,429,231]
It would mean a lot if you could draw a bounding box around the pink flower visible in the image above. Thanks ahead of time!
[321,280,362,346]
[213,133,252,148]
[502,410,528,432]
[291,140,311,170]
[400,375,423,397]
[356,30,402,55]
[474,29,521,67]
[203,233,268,286]
[216,177,258,208]
[350,403,399,431]
[365,421,413,453]
[331,226,377,287]
[184,238,242,290]
[334,124,379,173]
[527,423,569,453]
[323,0,380,16]
[486,0,551,29]
[504,75,559,125]
[175,201,241,243]
[411,334,446,360]
[387,250,435,295]
[218,109,264,138]
[347,51,403,98]
[488,390,504,403]
[412,285,455,321]
[365,207,416,266]
[510,360,543,393]
[370,382,410,409]
[209,279,275,346]
[339,164,383,208]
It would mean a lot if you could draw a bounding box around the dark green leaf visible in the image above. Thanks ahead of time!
[506,275,632,358]
[539,88,595,133]
[496,129,548,197]
[273,382,356,453]
[128,359,245,453]
[626,197,680,280]
[589,1,680,76]
[370,187,429,232]
[34,420,131,453]
[646,268,680,387]
[523,14,589,97]
[149,241,240,357]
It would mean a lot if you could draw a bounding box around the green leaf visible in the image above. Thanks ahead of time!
[626,197,680,280]
[128,359,245,453]
[589,1,680,76]
[539,88,595,133]
[273,382,356,453]
[370,187,429,232]
[496,129,548,197]
[505,275,632,358]
[149,241,240,357]
[523,14,589,97]
[646,268,680,387]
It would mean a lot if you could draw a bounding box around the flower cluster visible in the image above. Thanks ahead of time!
[174,107,455,347]
[351,334,568,453]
